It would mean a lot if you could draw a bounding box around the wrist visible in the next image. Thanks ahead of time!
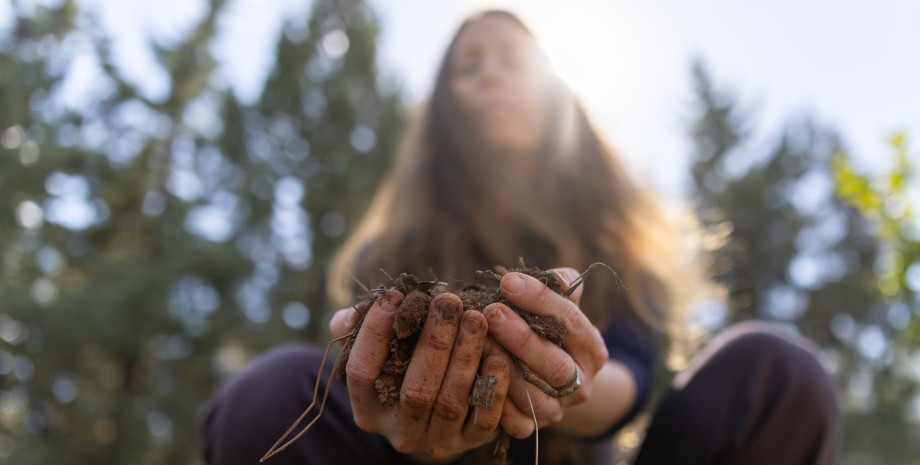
[551,361,636,438]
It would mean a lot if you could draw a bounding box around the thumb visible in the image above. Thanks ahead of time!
[547,267,583,305]
[328,305,361,338]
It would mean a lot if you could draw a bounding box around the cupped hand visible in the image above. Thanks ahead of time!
[482,268,609,438]
[329,291,511,461]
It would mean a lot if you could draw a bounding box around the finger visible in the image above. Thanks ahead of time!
[485,348,535,439]
[463,353,511,445]
[484,303,575,390]
[508,366,566,430]
[329,306,359,339]
[499,272,606,366]
[346,290,403,426]
[398,293,464,435]
[482,334,498,354]
[500,391,536,439]
[429,310,487,446]
[547,267,582,306]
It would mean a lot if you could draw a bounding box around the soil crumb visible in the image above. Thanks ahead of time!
[374,373,402,407]
[394,290,431,339]
[469,375,500,410]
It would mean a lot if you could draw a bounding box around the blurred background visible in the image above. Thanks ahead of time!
[0,0,918,463]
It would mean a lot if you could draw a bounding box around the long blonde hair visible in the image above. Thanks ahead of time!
[329,10,692,332]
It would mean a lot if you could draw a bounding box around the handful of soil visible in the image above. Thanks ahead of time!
[335,265,569,409]
[261,263,610,465]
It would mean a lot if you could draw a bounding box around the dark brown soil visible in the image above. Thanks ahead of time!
[374,373,401,406]
[469,374,500,410]
[394,290,431,339]
[335,265,570,410]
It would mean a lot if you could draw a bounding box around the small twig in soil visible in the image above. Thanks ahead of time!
[347,266,374,299]
[563,262,623,297]
[475,269,505,283]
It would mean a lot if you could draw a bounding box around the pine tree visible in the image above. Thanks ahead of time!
[0,0,403,463]
[833,133,920,463]
[688,63,919,462]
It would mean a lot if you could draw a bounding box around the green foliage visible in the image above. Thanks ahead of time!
[0,0,404,463]
[834,133,920,350]
[834,133,919,293]
[688,63,920,463]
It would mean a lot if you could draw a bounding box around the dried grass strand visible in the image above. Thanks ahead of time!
[260,309,369,462]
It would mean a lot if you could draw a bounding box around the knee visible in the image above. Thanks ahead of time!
[715,322,838,410]
[678,322,838,405]
[212,343,328,414]
[200,344,327,464]
[722,323,826,375]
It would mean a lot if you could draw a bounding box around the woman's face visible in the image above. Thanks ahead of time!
[449,15,554,158]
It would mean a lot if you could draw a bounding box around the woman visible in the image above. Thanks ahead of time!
[201,10,840,465]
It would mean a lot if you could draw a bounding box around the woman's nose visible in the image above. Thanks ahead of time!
[477,55,508,88]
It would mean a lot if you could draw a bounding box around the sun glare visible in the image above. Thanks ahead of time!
[458,1,687,196]
[523,4,689,198]
[457,1,629,104]
[538,21,619,103]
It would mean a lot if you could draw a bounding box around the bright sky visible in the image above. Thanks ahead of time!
[368,0,920,199]
[6,0,919,200]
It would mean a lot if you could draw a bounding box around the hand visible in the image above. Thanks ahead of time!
[481,268,609,438]
[329,291,511,461]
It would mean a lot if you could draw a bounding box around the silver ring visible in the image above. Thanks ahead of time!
[515,358,583,399]
[549,365,581,398]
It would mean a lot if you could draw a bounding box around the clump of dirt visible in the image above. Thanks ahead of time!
[469,374,500,410]
[335,264,570,409]
[394,290,431,339]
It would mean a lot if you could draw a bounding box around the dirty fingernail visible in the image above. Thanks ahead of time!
[502,274,525,295]
[485,306,505,325]
[379,290,399,312]
[483,355,508,376]
[464,312,484,333]
[436,298,461,322]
